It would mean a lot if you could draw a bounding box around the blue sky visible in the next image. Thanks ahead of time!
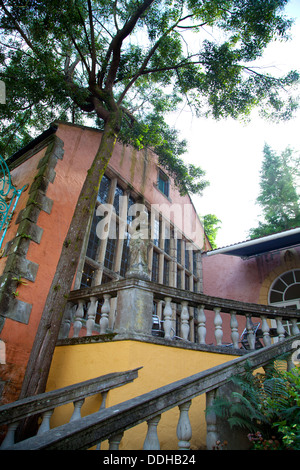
[169,0,300,248]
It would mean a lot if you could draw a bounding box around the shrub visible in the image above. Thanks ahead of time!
[207,360,300,450]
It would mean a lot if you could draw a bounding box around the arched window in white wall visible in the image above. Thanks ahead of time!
[269,269,300,335]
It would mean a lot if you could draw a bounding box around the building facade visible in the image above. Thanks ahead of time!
[202,229,300,343]
[0,121,209,406]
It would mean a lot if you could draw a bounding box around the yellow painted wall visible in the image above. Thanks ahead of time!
[46,339,235,450]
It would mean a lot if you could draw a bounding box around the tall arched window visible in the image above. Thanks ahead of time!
[269,269,300,335]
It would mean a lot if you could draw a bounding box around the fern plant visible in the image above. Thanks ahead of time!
[206,359,300,450]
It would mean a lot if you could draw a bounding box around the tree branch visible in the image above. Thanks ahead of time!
[117,13,202,104]
[0,0,36,53]
[102,0,156,91]
[87,0,97,82]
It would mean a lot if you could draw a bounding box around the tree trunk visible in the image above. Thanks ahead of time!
[17,116,120,436]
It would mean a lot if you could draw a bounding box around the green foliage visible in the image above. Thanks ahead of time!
[249,144,300,238]
[0,0,299,195]
[200,213,222,249]
[207,360,300,450]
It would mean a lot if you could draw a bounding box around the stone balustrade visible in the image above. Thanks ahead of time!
[0,369,139,449]
[62,278,300,352]
[2,335,299,450]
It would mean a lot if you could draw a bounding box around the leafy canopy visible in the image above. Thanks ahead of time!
[249,143,300,238]
[0,0,299,195]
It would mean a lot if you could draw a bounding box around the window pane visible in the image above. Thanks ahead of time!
[270,291,283,303]
[281,271,294,286]
[104,235,117,270]
[127,195,136,224]
[177,268,182,288]
[153,219,160,247]
[193,251,197,274]
[285,284,300,301]
[81,263,95,288]
[185,273,190,290]
[120,233,130,277]
[177,239,181,264]
[164,226,170,254]
[86,211,101,260]
[152,251,159,282]
[185,245,190,270]
[158,170,169,197]
[273,278,286,293]
[163,258,169,286]
[97,174,111,204]
[113,185,124,216]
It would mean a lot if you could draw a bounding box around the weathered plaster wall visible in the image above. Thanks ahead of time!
[203,248,300,304]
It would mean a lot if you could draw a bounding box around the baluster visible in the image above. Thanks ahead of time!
[214,308,223,346]
[230,311,239,348]
[86,296,98,336]
[143,415,161,450]
[198,305,206,345]
[99,391,108,411]
[0,421,19,449]
[177,401,192,450]
[37,409,54,435]
[291,318,300,336]
[100,294,111,334]
[261,316,271,347]
[69,398,85,422]
[109,431,124,450]
[96,392,109,450]
[206,389,219,450]
[276,317,285,342]
[163,297,173,340]
[73,299,85,337]
[246,315,255,349]
[181,301,190,341]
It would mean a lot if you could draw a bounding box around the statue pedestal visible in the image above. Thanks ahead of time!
[115,234,153,335]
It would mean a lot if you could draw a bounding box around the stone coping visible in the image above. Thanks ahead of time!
[56,331,247,356]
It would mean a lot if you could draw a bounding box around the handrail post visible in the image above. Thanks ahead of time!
[205,389,219,450]
[261,315,271,347]
[230,310,239,348]
[177,400,192,450]
[100,294,111,334]
[198,305,206,345]
[246,314,255,349]
[163,297,173,340]
[73,299,85,338]
[108,431,124,450]
[214,308,223,346]
[180,301,190,341]
[0,421,19,449]
[143,415,161,450]
[86,296,98,336]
